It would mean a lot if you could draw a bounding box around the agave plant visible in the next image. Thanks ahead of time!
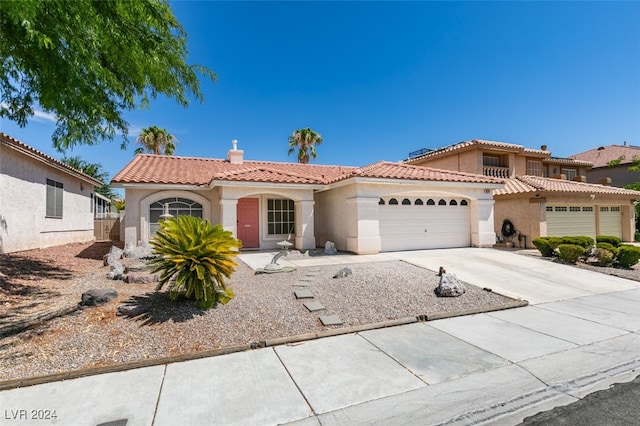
[148,216,242,309]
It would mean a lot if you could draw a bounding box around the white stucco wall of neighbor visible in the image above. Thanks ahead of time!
[0,144,95,253]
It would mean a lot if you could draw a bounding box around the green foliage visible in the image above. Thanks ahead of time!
[556,244,586,264]
[561,236,593,248]
[606,156,625,167]
[616,245,640,268]
[596,235,622,247]
[0,0,216,151]
[148,216,241,309]
[288,128,323,164]
[596,242,619,256]
[547,237,564,250]
[636,232,640,242]
[60,155,116,199]
[532,237,555,257]
[135,126,177,155]
[592,247,615,266]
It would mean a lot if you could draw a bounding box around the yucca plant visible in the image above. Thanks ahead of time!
[148,216,242,309]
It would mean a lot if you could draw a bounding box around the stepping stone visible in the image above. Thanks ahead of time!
[319,315,343,326]
[298,277,314,282]
[294,289,314,299]
[306,272,321,277]
[293,281,311,287]
[304,301,326,312]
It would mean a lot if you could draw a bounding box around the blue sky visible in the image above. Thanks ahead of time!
[1,1,639,193]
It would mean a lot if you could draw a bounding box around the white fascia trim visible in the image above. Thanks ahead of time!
[209,180,323,191]
[321,176,504,191]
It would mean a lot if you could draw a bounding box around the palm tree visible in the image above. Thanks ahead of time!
[60,156,117,199]
[135,126,177,155]
[287,128,323,164]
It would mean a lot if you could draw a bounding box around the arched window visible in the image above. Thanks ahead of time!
[415,199,423,205]
[450,200,458,206]
[150,197,203,234]
[461,200,468,206]
[402,198,411,205]
[427,199,435,205]
[379,198,385,205]
[438,199,447,206]
[389,198,398,205]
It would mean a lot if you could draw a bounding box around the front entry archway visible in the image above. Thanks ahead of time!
[237,198,259,248]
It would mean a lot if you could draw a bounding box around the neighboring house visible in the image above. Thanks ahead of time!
[93,192,114,218]
[0,133,103,253]
[405,139,640,243]
[569,143,640,187]
[111,141,505,254]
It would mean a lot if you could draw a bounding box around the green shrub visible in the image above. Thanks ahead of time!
[592,247,615,266]
[556,244,586,264]
[596,235,622,247]
[149,216,241,309]
[616,244,640,268]
[568,236,594,248]
[547,237,564,250]
[532,237,555,257]
[596,242,619,256]
[635,232,640,242]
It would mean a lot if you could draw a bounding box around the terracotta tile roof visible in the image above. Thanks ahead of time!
[352,161,504,184]
[112,155,503,187]
[0,133,103,186]
[405,139,549,164]
[112,154,356,186]
[495,175,640,197]
[569,145,640,168]
[543,157,593,167]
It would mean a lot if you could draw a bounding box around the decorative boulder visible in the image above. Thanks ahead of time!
[324,241,337,255]
[81,289,118,306]
[435,273,466,297]
[333,267,352,279]
[124,273,160,284]
[103,245,124,266]
[123,241,154,260]
[107,261,125,280]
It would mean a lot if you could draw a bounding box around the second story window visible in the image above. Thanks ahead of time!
[562,168,577,180]
[527,160,542,176]
[483,155,501,167]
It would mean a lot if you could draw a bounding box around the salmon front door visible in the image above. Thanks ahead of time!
[237,198,259,248]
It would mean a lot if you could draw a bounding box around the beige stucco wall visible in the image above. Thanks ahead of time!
[316,179,499,254]
[0,144,95,253]
[122,185,317,251]
[494,194,637,244]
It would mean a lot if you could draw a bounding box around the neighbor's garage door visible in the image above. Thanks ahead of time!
[546,205,596,238]
[598,206,622,238]
[379,197,470,252]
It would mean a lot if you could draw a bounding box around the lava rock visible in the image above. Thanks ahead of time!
[81,289,118,306]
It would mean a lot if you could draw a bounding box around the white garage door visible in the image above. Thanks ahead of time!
[546,205,596,238]
[379,197,471,252]
[599,206,622,238]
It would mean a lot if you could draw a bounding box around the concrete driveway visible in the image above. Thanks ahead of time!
[386,247,640,304]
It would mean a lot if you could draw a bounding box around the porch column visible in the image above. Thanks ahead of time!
[470,198,496,247]
[622,202,635,242]
[219,199,238,238]
[346,197,381,254]
[295,200,316,250]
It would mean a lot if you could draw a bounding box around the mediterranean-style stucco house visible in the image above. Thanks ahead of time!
[569,143,640,188]
[0,133,103,253]
[405,140,640,243]
[111,141,505,254]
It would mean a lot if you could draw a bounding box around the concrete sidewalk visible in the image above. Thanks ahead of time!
[2,249,640,425]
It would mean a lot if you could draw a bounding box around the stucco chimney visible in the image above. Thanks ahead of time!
[541,145,547,151]
[227,139,244,164]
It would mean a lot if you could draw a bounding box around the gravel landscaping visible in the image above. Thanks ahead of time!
[1,242,521,383]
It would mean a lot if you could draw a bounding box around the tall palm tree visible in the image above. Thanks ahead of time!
[135,126,177,155]
[287,128,323,164]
